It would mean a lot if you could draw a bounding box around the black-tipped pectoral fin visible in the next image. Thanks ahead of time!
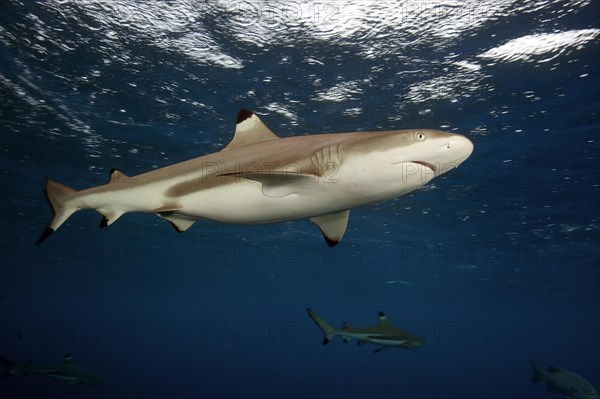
[310,210,350,247]
[36,227,55,245]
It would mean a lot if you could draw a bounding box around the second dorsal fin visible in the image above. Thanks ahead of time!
[222,109,279,151]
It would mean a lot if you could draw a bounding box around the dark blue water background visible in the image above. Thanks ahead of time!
[1,1,599,398]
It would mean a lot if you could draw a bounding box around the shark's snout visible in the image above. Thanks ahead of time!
[447,135,474,164]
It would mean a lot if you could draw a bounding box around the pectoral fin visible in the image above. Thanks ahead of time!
[310,210,350,247]
[220,171,318,198]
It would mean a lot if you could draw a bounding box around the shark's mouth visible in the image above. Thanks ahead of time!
[412,161,436,172]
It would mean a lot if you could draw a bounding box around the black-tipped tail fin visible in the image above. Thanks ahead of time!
[36,179,79,245]
[307,308,337,346]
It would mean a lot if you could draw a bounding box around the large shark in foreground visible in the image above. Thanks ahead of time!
[1,354,104,385]
[37,109,474,246]
[307,308,424,353]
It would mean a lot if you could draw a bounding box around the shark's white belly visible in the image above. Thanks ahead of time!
[173,180,347,224]
[170,170,427,224]
[368,338,406,346]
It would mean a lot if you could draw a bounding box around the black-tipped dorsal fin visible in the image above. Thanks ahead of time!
[377,311,391,327]
[62,354,74,363]
[222,109,279,151]
[310,210,350,247]
[109,169,129,184]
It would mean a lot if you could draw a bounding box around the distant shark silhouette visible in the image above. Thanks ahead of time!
[307,308,424,353]
[1,354,104,385]
[37,109,473,246]
[532,359,599,399]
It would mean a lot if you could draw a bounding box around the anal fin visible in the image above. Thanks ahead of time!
[310,210,350,247]
[97,210,125,228]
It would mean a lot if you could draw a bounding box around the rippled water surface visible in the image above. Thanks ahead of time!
[1,1,599,398]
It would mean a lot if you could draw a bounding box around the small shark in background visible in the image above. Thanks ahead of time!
[0,354,104,385]
[37,109,473,246]
[307,308,424,353]
[532,359,599,399]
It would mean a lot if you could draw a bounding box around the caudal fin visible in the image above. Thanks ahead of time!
[531,359,545,383]
[0,357,18,378]
[307,308,337,345]
[36,179,79,245]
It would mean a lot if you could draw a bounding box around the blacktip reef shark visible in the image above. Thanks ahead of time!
[36,109,474,246]
[532,359,599,399]
[1,354,105,385]
[307,308,424,353]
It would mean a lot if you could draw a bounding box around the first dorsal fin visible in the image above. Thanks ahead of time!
[62,354,74,363]
[222,109,279,151]
[377,311,391,327]
[108,169,129,184]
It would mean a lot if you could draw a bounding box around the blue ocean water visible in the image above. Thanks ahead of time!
[1,1,599,398]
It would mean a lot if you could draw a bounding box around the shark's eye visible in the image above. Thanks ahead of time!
[415,132,426,142]
[587,388,596,396]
